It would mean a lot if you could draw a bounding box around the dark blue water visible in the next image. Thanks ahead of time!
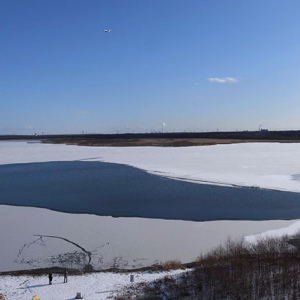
[1,161,300,221]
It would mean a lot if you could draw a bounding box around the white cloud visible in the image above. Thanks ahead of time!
[208,77,239,83]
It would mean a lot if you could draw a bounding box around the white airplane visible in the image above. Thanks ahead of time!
[104,29,111,33]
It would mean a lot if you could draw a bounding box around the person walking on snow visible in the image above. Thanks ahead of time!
[48,273,53,285]
[64,269,68,283]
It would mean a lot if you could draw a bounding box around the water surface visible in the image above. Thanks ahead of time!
[1,161,300,221]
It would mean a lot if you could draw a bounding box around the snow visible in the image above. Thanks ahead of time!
[245,220,300,243]
[0,269,188,300]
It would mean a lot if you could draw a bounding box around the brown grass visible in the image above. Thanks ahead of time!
[42,137,300,147]
[153,260,186,271]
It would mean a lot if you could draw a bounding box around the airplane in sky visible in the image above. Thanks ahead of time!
[104,29,111,33]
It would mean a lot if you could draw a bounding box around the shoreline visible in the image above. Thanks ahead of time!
[0,262,196,276]
[2,130,300,147]
[41,138,300,147]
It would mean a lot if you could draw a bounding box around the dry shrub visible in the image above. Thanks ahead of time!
[194,235,300,299]
[292,229,300,239]
[115,235,300,299]
[153,260,185,271]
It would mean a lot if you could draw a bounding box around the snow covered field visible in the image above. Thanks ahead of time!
[0,269,189,300]
[1,141,300,299]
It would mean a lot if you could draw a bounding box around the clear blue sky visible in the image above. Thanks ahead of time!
[1,0,300,134]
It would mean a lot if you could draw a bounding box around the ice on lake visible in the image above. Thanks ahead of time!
[1,141,300,272]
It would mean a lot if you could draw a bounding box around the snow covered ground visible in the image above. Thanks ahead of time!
[245,219,300,243]
[0,269,188,300]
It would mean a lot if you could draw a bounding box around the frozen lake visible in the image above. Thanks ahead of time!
[1,141,300,272]
[1,160,300,221]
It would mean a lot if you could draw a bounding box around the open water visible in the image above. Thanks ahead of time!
[1,161,300,221]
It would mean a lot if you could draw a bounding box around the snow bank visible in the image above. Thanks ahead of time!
[245,220,300,243]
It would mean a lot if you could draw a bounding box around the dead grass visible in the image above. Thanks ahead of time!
[43,137,300,147]
[153,260,186,271]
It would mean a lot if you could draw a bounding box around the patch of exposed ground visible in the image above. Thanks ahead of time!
[42,138,300,147]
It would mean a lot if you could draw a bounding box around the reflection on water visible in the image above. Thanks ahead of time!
[1,161,300,221]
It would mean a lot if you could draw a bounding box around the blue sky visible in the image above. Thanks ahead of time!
[1,0,300,134]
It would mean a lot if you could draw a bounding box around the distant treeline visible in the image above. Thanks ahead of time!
[2,130,300,141]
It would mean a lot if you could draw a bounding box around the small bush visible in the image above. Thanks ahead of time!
[153,260,185,271]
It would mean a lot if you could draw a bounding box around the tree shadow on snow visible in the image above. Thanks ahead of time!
[18,282,65,290]
[95,289,117,294]
[18,283,49,289]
